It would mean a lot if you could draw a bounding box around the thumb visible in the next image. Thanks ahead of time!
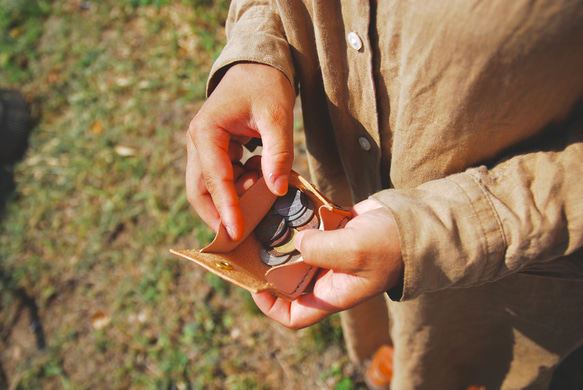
[295,228,357,272]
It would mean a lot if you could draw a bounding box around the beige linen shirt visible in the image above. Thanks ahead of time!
[207,1,583,389]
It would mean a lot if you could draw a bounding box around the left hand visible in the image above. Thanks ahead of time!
[252,198,404,329]
[185,63,295,241]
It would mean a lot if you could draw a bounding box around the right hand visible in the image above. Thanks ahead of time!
[252,199,404,329]
[186,63,296,241]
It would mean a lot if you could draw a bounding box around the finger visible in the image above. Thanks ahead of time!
[234,170,260,196]
[232,162,245,182]
[295,228,364,274]
[231,134,253,146]
[352,198,385,215]
[244,155,262,174]
[185,134,221,232]
[251,292,339,329]
[228,141,244,163]
[190,125,244,241]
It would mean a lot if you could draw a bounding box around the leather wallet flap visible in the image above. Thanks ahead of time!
[170,171,351,301]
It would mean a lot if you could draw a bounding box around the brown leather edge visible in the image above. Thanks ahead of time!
[170,248,271,294]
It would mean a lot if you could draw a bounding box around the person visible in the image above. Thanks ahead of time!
[185,1,583,389]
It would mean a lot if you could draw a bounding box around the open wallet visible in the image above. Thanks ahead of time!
[170,171,352,301]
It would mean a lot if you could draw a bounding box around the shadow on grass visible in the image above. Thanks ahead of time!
[0,88,36,217]
[0,89,45,388]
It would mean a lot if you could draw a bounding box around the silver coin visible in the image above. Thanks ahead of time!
[255,213,288,245]
[287,196,316,228]
[269,225,293,247]
[286,252,302,264]
[296,213,320,231]
[259,246,292,266]
[273,187,307,219]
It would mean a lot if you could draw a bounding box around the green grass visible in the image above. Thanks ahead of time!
[0,1,362,389]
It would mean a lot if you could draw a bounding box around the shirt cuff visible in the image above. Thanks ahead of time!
[373,171,507,301]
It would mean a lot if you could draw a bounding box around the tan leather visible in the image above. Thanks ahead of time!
[170,171,351,301]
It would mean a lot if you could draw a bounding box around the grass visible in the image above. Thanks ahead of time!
[0,1,363,389]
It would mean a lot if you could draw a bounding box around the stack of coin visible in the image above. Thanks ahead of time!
[255,186,320,266]
[273,187,319,231]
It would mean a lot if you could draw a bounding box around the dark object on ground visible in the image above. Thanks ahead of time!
[0,89,32,165]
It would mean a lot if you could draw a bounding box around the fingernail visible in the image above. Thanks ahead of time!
[226,225,238,241]
[294,230,304,250]
[270,173,288,196]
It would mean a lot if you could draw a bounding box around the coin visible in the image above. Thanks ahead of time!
[269,226,293,247]
[273,187,308,220]
[259,246,292,266]
[286,252,302,264]
[287,196,317,228]
[296,212,320,231]
[255,213,288,245]
[271,228,297,255]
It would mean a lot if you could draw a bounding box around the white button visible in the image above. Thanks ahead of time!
[358,136,372,151]
[347,32,363,51]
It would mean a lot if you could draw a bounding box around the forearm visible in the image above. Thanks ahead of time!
[374,112,583,301]
[207,0,295,96]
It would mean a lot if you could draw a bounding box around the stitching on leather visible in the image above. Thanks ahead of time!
[289,266,314,294]
[335,216,349,229]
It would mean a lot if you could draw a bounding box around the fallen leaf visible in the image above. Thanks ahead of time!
[114,145,137,157]
[116,77,131,87]
[47,71,59,85]
[90,120,104,135]
[91,310,111,330]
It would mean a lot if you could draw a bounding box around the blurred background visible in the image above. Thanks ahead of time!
[0,1,356,389]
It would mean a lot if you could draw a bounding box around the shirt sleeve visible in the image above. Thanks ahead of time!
[374,112,583,301]
[206,0,296,96]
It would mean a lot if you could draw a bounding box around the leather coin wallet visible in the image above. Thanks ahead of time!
[170,171,352,301]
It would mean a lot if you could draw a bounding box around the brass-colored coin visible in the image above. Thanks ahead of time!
[259,247,291,266]
[273,187,307,220]
[255,213,288,245]
[272,228,297,255]
[269,225,292,247]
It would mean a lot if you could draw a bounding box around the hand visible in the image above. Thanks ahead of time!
[186,63,296,240]
[252,198,404,329]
